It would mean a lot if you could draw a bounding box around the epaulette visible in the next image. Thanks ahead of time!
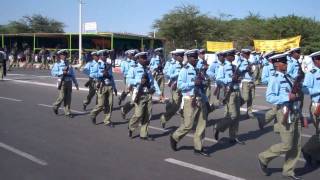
[274,74,279,77]
[265,62,269,66]
[310,69,317,74]
[183,64,189,69]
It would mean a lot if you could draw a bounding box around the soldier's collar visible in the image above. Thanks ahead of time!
[276,71,285,77]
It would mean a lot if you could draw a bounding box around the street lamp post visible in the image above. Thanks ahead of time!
[78,0,83,65]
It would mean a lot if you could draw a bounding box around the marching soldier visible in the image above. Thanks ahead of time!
[214,49,244,145]
[0,48,7,80]
[303,51,320,135]
[207,52,223,107]
[118,49,134,106]
[251,51,262,85]
[163,51,176,80]
[259,51,281,130]
[150,48,165,103]
[90,49,117,127]
[160,49,185,129]
[82,51,98,110]
[258,53,302,180]
[51,49,79,118]
[119,50,130,90]
[169,49,210,157]
[127,52,160,140]
[287,47,301,80]
[239,49,258,121]
[197,49,214,112]
[302,51,320,166]
[120,49,138,119]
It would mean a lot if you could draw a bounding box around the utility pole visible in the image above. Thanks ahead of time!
[78,0,83,65]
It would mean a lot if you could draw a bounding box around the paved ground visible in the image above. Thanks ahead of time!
[0,68,319,180]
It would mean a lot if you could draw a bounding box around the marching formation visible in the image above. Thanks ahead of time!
[3,46,319,180]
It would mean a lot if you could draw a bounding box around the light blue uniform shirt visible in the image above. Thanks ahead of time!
[163,58,175,79]
[206,61,219,81]
[125,59,137,86]
[83,60,97,78]
[303,67,320,102]
[196,58,205,70]
[150,55,161,71]
[261,62,275,84]
[238,58,253,81]
[287,56,300,80]
[90,60,116,89]
[120,58,130,77]
[266,71,291,105]
[177,63,208,101]
[51,60,78,85]
[262,58,269,66]
[127,63,161,95]
[168,60,183,80]
[215,60,233,86]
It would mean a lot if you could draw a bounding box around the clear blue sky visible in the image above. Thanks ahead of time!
[0,0,319,35]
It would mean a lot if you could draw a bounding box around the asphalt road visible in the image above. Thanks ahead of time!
[0,68,319,180]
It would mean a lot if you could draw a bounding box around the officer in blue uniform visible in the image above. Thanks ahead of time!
[82,51,98,110]
[197,49,213,112]
[150,48,165,102]
[208,52,223,106]
[303,51,320,135]
[287,47,301,80]
[259,51,279,130]
[258,53,302,180]
[127,52,161,140]
[170,49,210,157]
[160,49,185,128]
[239,49,258,120]
[302,50,320,166]
[51,49,79,118]
[118,50,134,106]
[261,52,276,85]
[90,49,117,127]
[163,51,176,80]
[214,49,244,145]
[120,49,139,119]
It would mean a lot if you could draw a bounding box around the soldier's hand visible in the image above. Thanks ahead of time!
[141,78,147,85]
[232,76,238,82]
[63,70,68,75]
[195,79,202,86]
[288,93,297,101]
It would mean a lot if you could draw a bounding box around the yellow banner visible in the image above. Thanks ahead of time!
[254,36,301,53]
[206,41,234,52]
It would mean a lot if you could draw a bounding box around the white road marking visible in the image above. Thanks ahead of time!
[0,96,23,102]
[38,104,86,114]
[165,158,246,180]
[0,142,48,166]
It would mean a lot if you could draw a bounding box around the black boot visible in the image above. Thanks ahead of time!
[194,149,210,157]
[90,116,96,125]
[170,135,177,151]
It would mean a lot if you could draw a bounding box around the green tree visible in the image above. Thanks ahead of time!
[154,5,320,53]
[0,14,65,33]
[153,5,212,50]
